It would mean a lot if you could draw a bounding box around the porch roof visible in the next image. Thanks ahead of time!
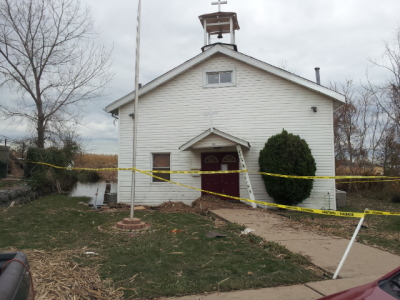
[179,127,251,151]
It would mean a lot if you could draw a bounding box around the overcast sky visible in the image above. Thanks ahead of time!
[1,0,400,154]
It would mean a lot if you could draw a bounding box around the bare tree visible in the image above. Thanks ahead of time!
[333,79,394,175]
[377,124,400,175]
[366,27,400,129]
[332,79,368,175]
[0,0,113,148]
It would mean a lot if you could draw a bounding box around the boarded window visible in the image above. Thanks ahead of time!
[152,153,170,182]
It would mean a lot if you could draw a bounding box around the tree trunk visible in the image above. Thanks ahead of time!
[36,99,45,148]
[36,116,45,148]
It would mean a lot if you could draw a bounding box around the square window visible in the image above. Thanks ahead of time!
[204,70,234,87]
[152,153,170,182]
[207,72,220,84]
[220,72,232,83]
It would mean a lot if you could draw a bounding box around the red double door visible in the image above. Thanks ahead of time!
[201,152,240,200]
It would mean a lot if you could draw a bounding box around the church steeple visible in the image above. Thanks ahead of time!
[199,0,240,52]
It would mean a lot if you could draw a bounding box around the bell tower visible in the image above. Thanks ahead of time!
[199,0,240,52]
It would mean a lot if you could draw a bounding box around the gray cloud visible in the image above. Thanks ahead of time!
[1,0,400,154]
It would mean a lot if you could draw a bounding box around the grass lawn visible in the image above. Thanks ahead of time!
[275,194,400,255]
[0,195,325,299]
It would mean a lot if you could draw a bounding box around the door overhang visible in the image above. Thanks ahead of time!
[179,127,251,151]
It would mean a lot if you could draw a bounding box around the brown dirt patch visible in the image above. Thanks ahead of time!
[149,195,252,214]
[192,195,253,214]
[151,201,194,213]
[99,195,253,215]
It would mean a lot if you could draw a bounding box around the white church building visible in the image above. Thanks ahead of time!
[104,1,345,209]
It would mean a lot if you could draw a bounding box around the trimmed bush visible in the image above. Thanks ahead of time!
[259,129,316,206]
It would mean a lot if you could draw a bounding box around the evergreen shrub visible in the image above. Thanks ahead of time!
[259,129,317,206]
[26,147,78,193]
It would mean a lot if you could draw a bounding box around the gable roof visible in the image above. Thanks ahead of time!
[104,44,345,114]
[179,127,251,151]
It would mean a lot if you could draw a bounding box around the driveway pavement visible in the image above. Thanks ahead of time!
[164,208,400,300]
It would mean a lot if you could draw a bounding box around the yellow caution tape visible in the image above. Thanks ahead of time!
[365,210,400,216]
[140,169,248,174]
[28,161,400,217]
[28,161,400,179]
[256,171,396,180]
[27,162,247,174]
[28,161,124,171]
[338,179,400,184]
[133,168,365,218]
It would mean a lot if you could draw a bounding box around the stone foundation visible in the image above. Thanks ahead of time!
[0,186,36,207]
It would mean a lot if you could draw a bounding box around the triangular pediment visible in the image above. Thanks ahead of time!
[179,127,250,151]
[105,44,345,114]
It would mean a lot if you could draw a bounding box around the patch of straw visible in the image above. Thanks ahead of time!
[22,249,124,300]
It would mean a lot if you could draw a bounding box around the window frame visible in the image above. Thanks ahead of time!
[203,68,236,88]
[151,153,171,183]
[204,155,219,163]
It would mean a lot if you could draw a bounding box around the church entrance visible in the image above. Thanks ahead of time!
[201,152,240,200]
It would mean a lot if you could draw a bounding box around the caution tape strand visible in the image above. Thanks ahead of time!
[27,161,400,216]
[133,168,365,218]
[27,161,400,179]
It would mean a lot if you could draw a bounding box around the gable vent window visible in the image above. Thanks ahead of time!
[207,71,232,84]
[204,69,236,88]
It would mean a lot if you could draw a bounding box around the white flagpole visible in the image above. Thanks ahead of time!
[130,0,142,219]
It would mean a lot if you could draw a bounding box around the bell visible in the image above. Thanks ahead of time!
[217,31,223,39]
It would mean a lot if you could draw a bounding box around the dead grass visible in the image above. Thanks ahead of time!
[4,248,124,300]
[74,154,118,181]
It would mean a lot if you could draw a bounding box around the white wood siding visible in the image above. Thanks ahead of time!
[117,53,336,209]
[191,133,237,149]
[117,104,134,203]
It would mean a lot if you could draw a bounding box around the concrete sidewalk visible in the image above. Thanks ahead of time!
[164,275,381,300]
[165,208,400,300]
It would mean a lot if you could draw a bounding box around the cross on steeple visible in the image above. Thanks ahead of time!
[212,0,227,12]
